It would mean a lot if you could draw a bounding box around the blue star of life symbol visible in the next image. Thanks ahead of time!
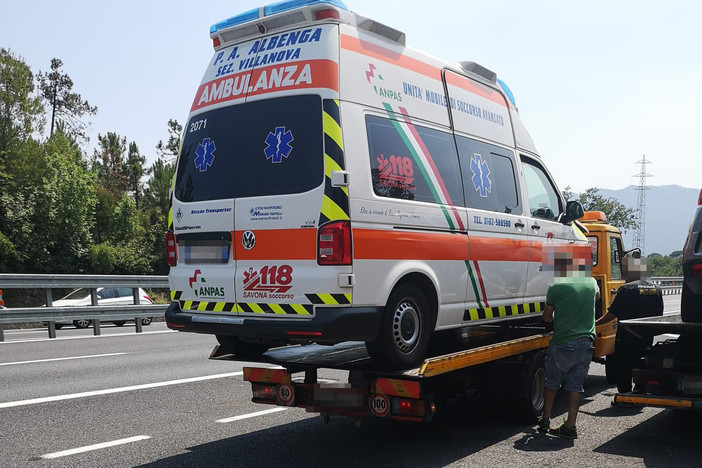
[264,126,294,164]
[470,153,492,198]
[194,138,216,172]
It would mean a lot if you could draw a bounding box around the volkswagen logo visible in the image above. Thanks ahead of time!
[242,231,256,250]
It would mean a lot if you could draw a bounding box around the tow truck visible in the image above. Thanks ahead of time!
[208,211,624,424]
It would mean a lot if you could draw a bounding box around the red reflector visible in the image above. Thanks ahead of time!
[167,322,186,329]
[647,380,660,386]
[287,331,323,336]
[318,220,352,265]
[315,9,340,20]
[213,37,221,48]
[393,398,426,417]
[166,231,177,267]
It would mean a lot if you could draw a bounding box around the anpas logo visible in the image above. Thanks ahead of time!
[242,265,294,300]
[365,63,402,102]
[189,269,226,299]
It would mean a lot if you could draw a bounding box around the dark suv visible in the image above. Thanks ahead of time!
[682,188,702,322]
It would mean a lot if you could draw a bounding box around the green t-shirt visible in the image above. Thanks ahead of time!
[546,276,598,345]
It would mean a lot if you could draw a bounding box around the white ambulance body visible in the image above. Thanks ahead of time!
[165,0,588,369]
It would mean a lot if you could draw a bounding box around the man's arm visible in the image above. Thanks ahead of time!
[543,303,554,323]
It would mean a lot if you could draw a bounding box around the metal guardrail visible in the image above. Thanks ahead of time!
[650,277,685,295]
[0,274,169,341]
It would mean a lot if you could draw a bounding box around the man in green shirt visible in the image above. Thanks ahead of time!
[538,252,600,439]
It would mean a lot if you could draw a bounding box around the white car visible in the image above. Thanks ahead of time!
[50,287,153,329]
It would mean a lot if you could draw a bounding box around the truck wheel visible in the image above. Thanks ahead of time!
[681,281,702,323]
[511,349,546,423]
[216,335,269,358]
[366,283,433,369]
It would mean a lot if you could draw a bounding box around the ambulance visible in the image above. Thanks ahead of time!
[165,0,588,369]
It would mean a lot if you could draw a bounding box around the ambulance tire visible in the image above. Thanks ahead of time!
[681,281,702,323]
[366,283,433,369]
[511,349,546,423]
[216,335,269,358]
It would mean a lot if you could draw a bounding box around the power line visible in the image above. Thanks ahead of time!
[633,155,653,255]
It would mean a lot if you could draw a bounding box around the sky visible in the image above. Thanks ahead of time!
[1,0,700,194]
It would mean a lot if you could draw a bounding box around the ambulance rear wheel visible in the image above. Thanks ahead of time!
[216,335,269,358]
[366,283,432,369]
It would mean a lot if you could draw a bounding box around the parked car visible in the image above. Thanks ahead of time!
[682,188,702,323]
[48,287,153,329]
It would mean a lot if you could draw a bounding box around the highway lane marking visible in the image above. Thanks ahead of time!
[217,407,288,423]
[41,435,151,459]
[0,352,127,366]
[0,372,244,409]
[0,329,177,345]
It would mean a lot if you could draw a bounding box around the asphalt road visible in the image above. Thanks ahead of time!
[1,294,700,467]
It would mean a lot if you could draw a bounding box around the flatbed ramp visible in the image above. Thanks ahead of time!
[211,325,552,422]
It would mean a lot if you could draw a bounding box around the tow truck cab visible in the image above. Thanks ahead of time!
[580,211,632,318]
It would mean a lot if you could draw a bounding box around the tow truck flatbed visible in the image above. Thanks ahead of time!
[211,323,553,423]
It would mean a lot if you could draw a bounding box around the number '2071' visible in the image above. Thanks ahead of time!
[189,119,207,132]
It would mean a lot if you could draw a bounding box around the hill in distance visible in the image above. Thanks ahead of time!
[585,185,698,256]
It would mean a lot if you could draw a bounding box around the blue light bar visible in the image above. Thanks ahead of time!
[497,78,516,107]
[211,0,348,35]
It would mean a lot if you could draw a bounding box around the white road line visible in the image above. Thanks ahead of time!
[0,329,176,345]
[41,435,151,459]
[216,407,288,423]
[0,352,127,366]
[0,372,243,409]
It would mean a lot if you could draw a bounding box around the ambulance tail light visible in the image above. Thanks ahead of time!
[697,188,702,206]
[166,231,178,267]
[318,220,351,265]
[692,264,702,277]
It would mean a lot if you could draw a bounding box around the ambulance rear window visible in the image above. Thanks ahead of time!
[175,95,323,202]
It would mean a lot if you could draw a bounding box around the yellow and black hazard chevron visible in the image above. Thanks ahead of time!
[319,99,349,225]
[305,293,352,305]
[170,291,313,315]
[463,301,545,322]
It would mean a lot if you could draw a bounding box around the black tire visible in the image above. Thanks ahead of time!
[141,317,152,326]
[681,281,702,323]
[511,349,546,423]
[366,283,433,369]
[113,321,126,327]
[73,319,91,329]
[216,335,269,358]
[54,323,64,330]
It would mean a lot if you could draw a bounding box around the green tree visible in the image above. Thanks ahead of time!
[155,119,182,162]
[92,132,128,198]
[126,141,148,209]
[563,186,637,233]
[36,58,97,141]
[647,253,682,277]
[0,48,43,165]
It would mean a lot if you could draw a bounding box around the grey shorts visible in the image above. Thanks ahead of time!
[545,337,594,393]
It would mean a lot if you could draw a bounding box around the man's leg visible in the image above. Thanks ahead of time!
[543,388,557,419]
[565,391,582,427]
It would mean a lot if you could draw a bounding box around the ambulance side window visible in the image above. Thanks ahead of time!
[456,136,520,214]
[521,158,561,221]
[366,115,463,205]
